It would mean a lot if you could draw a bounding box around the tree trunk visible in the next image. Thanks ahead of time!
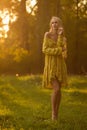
[19,0,29,50]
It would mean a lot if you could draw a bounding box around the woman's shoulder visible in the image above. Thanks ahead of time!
[44,32,51,38]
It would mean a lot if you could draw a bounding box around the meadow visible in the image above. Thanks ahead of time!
[0,75,87,130]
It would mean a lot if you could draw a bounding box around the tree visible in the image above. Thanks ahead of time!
[0,0,87,74]
[61,0,87,74]
[17,0,29,50]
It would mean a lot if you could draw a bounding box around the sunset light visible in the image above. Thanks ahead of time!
[2,14,9,25]
[0,0,37,38]
[0,10,10,38]
[26,0,37,14]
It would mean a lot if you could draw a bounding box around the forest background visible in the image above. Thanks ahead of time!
[0,0,87,75]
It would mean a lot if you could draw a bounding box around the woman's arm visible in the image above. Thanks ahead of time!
[62,37,67,59]
[42,32,62,56]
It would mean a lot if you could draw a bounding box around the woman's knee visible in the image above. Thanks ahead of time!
[51,79,61,91]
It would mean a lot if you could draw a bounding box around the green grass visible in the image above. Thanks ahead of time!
[0,75,87,130]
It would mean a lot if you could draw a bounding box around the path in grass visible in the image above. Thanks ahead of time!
[0,75,87,130]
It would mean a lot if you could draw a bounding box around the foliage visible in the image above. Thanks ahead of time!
[61,0,87,73]
[0,0,87,74]
[0,75,87,129]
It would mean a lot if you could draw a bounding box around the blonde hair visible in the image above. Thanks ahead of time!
[49,16,65,36]
[50,16,63,28]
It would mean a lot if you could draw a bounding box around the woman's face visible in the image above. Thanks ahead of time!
[50,18,59,30]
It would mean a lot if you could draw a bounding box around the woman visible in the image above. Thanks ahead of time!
[42,16,67,120]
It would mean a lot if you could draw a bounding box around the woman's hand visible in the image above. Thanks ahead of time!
[58,27,64,35]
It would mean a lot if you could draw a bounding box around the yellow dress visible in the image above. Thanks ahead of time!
[42,35,67,88]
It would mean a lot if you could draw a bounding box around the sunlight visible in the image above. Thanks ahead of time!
[78,0,87,6]
[0,0,37,38]
[2,15,9,25]
[83,0,86,4]
[30,0,36,7]
[0,10,10,38]
[26,0,37,14]
[0,9,17,38]
[3,25,9,32]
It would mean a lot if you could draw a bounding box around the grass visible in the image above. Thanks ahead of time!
[0,74,87,130]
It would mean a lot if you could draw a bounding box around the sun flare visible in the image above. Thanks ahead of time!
[0,10,10,38]
[26,0,36,14]
[0,0,37,38]
[0,9,17,38]
[2,15,9,25]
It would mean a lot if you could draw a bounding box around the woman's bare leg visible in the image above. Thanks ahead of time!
[51,79,61,120]
[56,83,61,118]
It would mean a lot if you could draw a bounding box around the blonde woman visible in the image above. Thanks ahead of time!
[42,16,67,120]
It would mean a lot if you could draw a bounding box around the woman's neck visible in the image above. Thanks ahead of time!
[50,29,58,35]
[49,29,58,42]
